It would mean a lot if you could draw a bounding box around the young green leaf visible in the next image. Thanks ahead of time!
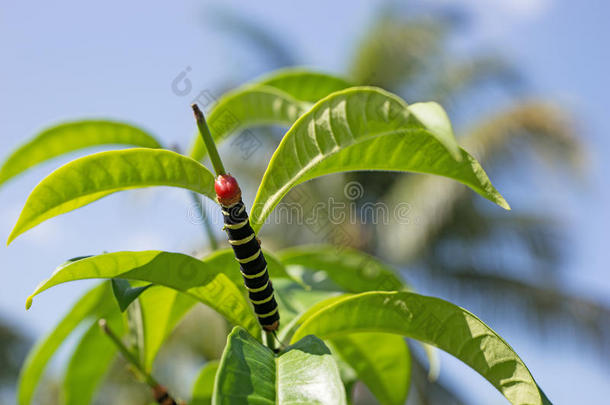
[214,327,346,404]
[292,291,548,405]
[8,148,216,244]
[111,279,152,312]
[278,244,406,292]
[273,274,440,385]
[250,87,509,232]
[271,279,411,405]
[26,251,261,338]
[278,293,349,343]
[0,120,161,187]
[191,360,220,405]
[189,85,308,161]
[63,309,124,405]
[329,333,411,405]
[17,283,112,405]
[125,297,146,366]
[256,68,353,103]
[137,286,197,371]
[273,279,342,338]
[189,69,352,162]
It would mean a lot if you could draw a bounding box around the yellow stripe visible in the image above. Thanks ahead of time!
[246,282,268,293]
[236,249,261,264]
[257,307,279,318]
[241,266,267,279]
[221,210,230,216]
[251,294,273,305]
[224,219,248,230]
[229,233,256,246]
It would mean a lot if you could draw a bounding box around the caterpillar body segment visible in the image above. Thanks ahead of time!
[216,174,280,331]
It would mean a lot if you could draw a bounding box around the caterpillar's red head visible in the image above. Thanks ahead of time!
[215,174,241,206]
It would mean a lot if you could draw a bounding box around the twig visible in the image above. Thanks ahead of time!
[192,104,226,176]
[99,319,181,404]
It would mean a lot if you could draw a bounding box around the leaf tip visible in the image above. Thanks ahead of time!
[25,296,33,310]
[7,221,24,246]
[498,198,511,211]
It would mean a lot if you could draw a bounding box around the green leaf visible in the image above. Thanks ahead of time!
[189,69,352,162]
[189,85,308,161]
[272,268,439,387]
[278,293,349,343]
[256,68,353,103]
[273,280,342,339]
[214,327,346,404]
[272,280,411,405]
[292,291,547,405]
[138,286,197,371]
[26,251,261,339]
[63,308,124,405]
[278,244,406,292]
[329,333,410,405]
[8,148,216,244]
[111,279,152,312]
[192,360,220,405]
[250,87,509,232]
[0,120,161,186]
[17,283,112,405]
[126,297,146,365]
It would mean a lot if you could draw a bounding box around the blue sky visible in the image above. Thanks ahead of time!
[1,0,609,403]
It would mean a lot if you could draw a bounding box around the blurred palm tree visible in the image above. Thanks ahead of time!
[347,15,609,362]
[0,318,30,404]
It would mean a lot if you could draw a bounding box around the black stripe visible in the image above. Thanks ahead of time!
[233,238,261,261]
[259,311,280,326]
[252,297,278,314]
[223,201,248,223]
[243,273,269,290]
[226,224,254,241]
[248,281,274,300]
[221,198,279,329]
[239,254,266,275]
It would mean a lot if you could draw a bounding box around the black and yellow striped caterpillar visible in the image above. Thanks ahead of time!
[216,174,280,331]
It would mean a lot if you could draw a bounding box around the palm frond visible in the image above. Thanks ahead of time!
[428,270,610,362]
[205,7,297,68]
[349,17,445,89]
[379,101,583,262]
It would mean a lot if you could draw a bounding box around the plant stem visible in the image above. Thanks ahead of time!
[189,191,218,250]
[99,319,182,404]
[99,319,158,387]
[192,104,226,176]
[265,331,277,352]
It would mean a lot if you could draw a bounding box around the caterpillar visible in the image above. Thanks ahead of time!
[215,174,280,331]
